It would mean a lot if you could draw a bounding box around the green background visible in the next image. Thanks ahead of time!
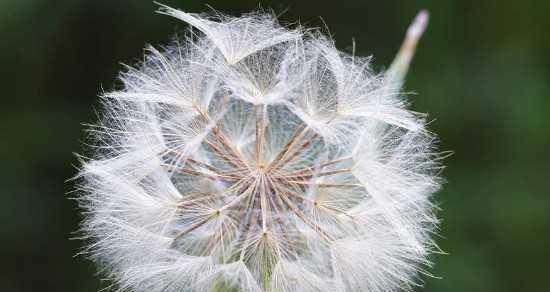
[1,0,548,291]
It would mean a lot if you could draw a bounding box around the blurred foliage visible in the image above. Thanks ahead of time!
[1,0,548,291]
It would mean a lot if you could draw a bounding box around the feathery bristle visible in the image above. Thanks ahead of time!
[76,5,442,292]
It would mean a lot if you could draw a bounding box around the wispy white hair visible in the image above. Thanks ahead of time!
[76,5,442,292]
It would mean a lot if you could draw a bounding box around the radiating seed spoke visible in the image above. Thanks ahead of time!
[168,165,240,181]
[276,132,318,169]
[267,175,334,242]
[194,104,250,169]
[204,139,245,169]
[219,177,258,212]
[187,158,221,173]
[176,192,218,207]
[211,127,249,169]
[317,156,353,169]
[278,191,334,242]
[255,104,267,165]
[286,181,362,189]
[277,156,353,178]
[171,214,217,244]
[267,124,307,171]
[279,168,352,180]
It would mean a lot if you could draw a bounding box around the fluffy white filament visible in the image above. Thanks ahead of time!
[76,5,442,292]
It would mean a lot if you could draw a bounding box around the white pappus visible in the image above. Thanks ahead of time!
[75,4,443,292]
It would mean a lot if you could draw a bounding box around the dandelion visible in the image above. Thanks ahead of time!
[76,5,442,292]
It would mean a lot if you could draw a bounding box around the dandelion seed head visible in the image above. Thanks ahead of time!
[76,5,442,292]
